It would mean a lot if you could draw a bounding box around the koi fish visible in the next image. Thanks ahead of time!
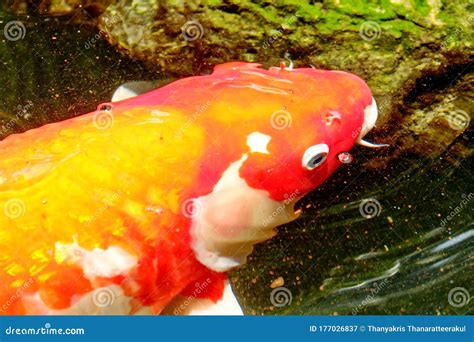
[0,62,382,315]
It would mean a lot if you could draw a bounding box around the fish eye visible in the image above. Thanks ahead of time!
[302,144,329,170]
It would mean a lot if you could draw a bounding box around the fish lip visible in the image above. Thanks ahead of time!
[355,97,389,148]
[356,97,378,142]
[285,200,302,220]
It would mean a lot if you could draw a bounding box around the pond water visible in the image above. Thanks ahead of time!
[0,6,472,315]
[232,142,473,315]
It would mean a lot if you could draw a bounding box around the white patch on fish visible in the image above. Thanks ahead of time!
[190,154,300,272]
[356,97,389,148]
[111,81,165,102]
[54,241,137,281]
[246,131,271,154]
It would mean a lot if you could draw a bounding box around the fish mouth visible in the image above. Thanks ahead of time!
[356,97,389,148]
[285,199,303,220]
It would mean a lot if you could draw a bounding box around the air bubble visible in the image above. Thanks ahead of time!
[338,152,353,164]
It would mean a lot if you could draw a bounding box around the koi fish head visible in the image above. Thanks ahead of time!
[239,72,379,201]
[189,63,384,272]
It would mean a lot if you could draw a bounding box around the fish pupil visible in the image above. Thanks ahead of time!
[310,154,324,166]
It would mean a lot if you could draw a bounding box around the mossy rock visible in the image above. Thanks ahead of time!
[4,0,112,16]
[98,1,472,114]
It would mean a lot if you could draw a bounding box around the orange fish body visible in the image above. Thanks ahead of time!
[0,62,377,314]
